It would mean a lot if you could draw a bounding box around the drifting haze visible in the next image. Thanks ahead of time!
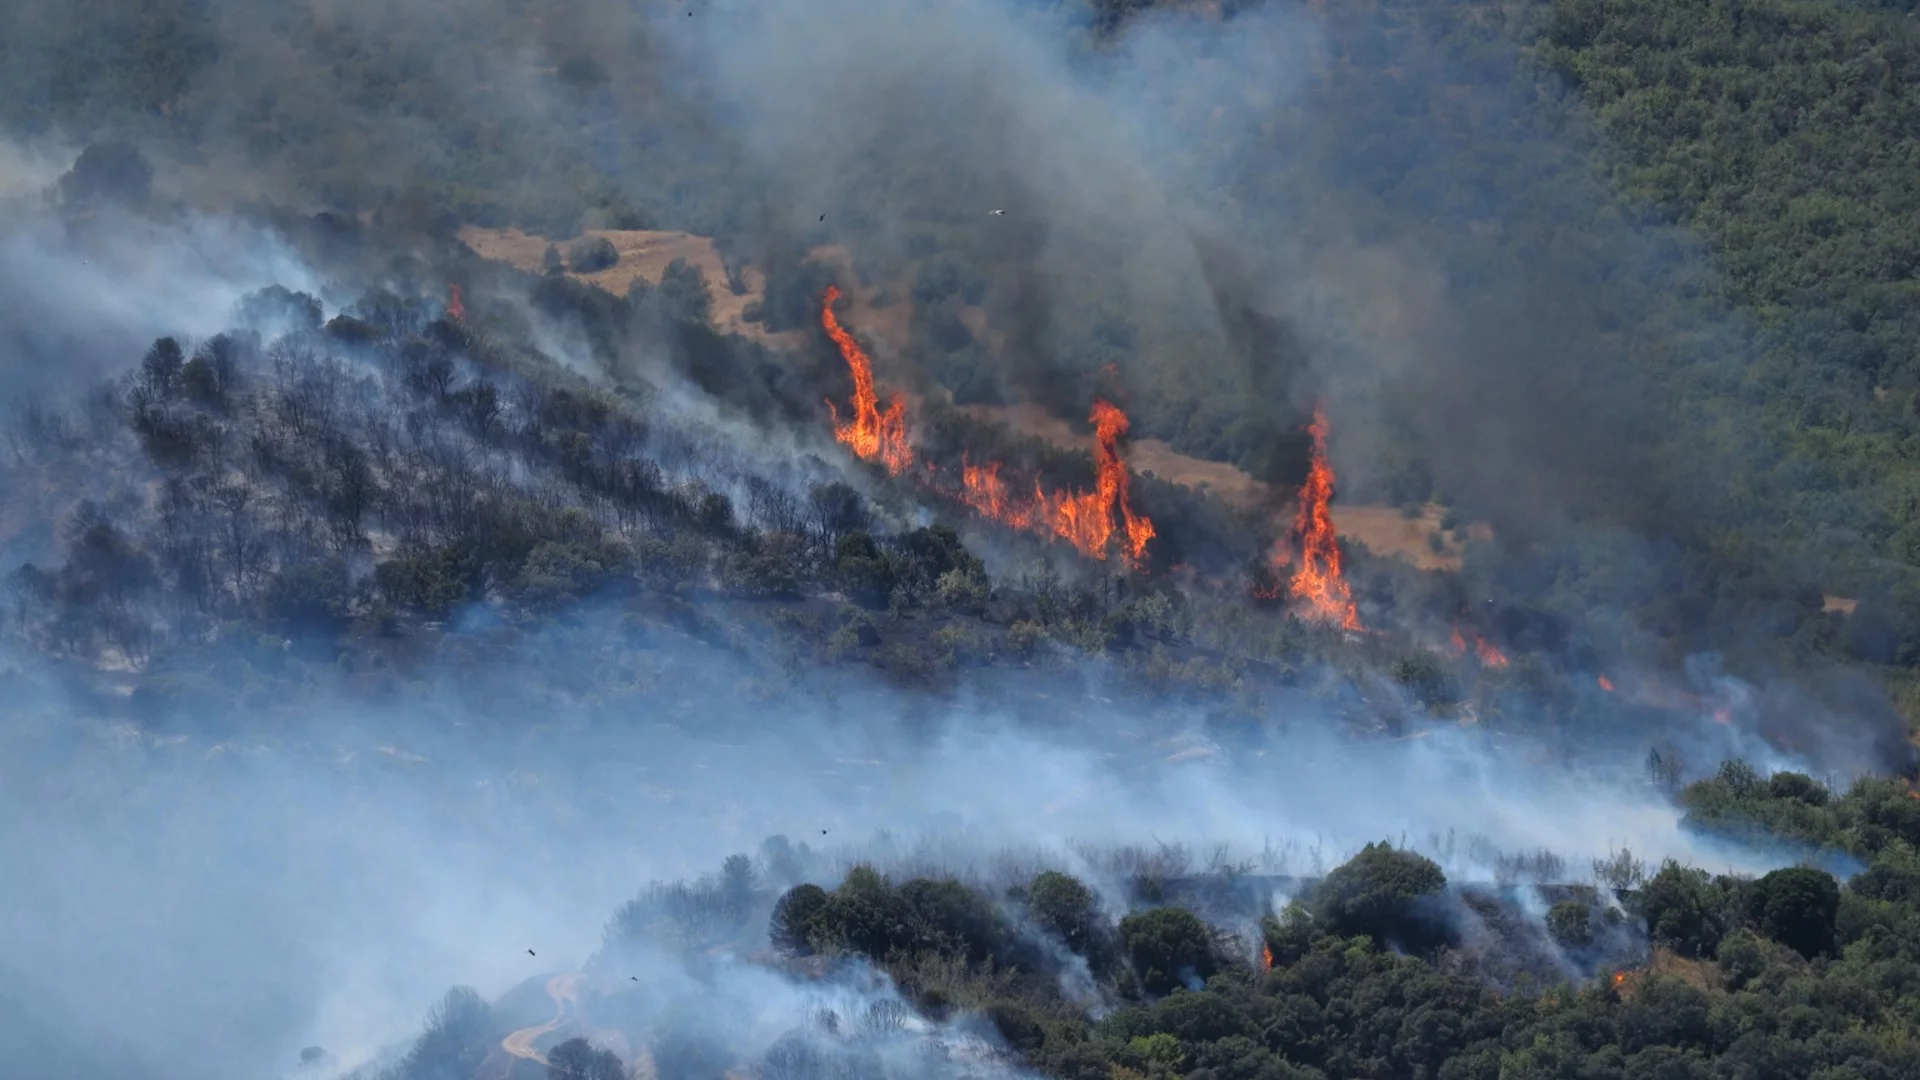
[0,1,1909,1078]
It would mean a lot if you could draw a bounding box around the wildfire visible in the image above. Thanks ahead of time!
[1450,625,1509,668]
[1261,405,1361,630]
[1612,971,1627,988]
[1598,674,1616,693]
[447,284,465,322]
[959,401,1156,563]
[1262,942,1274,970]
[821,286,912,475]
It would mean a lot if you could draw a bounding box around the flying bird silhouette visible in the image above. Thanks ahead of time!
[527,949,536,957]
[990,209,1007,216]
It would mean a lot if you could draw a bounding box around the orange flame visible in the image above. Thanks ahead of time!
[821,286,912,475]
[1449,624,1509,668]
[1262,405,1360,629]
[1612,971,1627,988]
[447,284,465,322]
[1598,675,1616,693]
[1261,942,1274,970]
[958,402,1154,564]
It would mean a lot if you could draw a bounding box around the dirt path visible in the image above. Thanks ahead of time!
[500,972,585,1068]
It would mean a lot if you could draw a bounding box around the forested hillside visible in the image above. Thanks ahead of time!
[8,2,1920,1079]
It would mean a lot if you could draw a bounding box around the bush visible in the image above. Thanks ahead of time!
[1310,843,1452,952]
[1548,900,1595,950]
[770,884,830,955]
[1028,870,1102,955]
[261,558,351,637]
[1747,867,1839,959]
[1118,907,1216,996]
[566,235,619,272]
[1640,861,1729,958]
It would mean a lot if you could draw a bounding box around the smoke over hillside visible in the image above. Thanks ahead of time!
[1,1,1917,1079]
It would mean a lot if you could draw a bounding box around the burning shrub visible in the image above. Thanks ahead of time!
[1118,907,1217,996]
[1309,842,1453,954]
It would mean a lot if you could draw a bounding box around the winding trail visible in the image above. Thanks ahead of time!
[500,972,585,1068]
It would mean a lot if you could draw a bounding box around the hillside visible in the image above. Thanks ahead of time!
[6,1,1920,1079]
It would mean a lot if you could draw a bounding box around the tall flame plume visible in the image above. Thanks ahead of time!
[818,290,1153,564]
[1262,405,1361,629]
[821,285,912,475]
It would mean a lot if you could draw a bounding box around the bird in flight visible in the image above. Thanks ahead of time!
[990,209,1007,216]
[527,949,536,957]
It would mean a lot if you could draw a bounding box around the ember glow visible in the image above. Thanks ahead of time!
[447,284,464,322]
[821,286,913,475]
[959,401,1155,564]
[1598,674,1616,693]
[1261,405,1362,629]
[1262,942,1274,970]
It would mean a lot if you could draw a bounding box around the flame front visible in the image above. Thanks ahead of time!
[1262,942,1274,970]
[1450,625,1508,668]
[959,401,1154,564]
[821,286,912,475]
[821,291,1151,563]
[447,284,465,322]
[1264,405,1361,629]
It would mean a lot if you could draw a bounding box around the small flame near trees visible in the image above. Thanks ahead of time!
[447,284,465,322]
[1451,624,1509,668]
[1258,404,1361,629]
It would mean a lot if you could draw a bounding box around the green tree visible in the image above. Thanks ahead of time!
[1118,907,1216,996]
[1747,867,1839,959]
[1311,842,1451,952]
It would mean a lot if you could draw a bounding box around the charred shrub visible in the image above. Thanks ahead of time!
[835,532,897,609]
[1118,907,1216,996]
[567,235,619,273]
[1548,899,1595,950]
[261,558,351,638]
[1310,843,1453,954]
